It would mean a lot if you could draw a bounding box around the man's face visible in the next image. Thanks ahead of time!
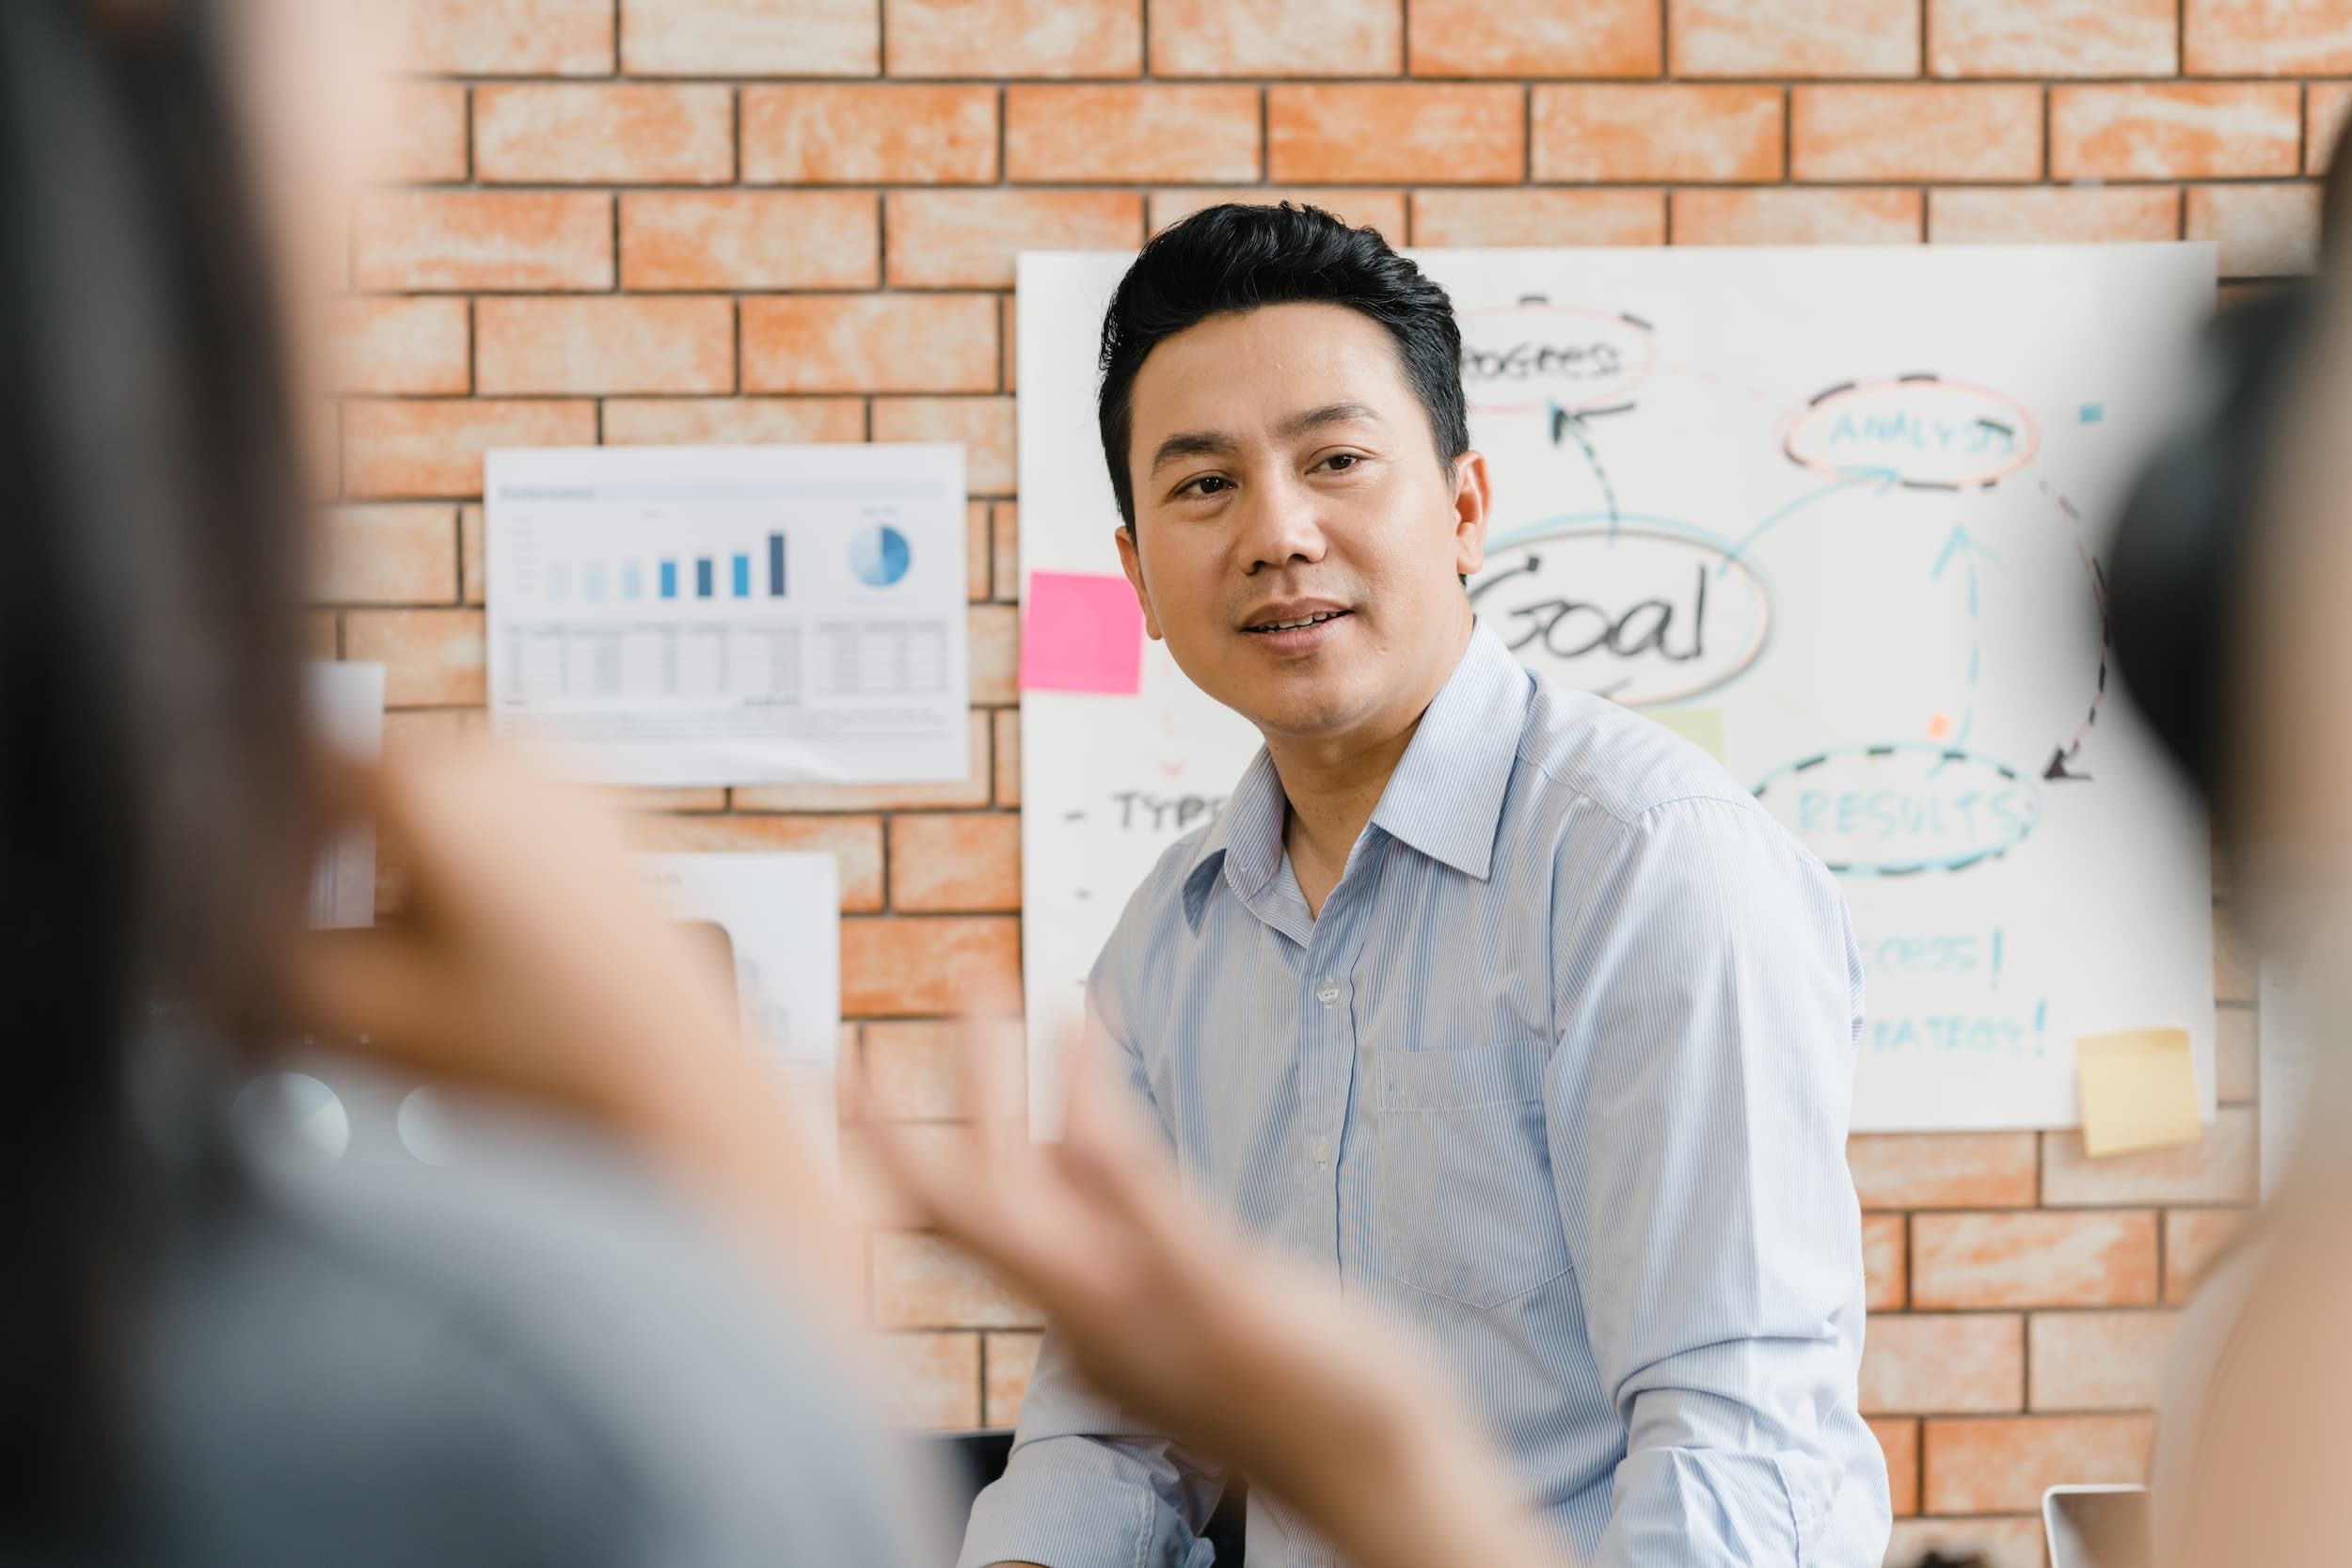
[1115,302,1490,746]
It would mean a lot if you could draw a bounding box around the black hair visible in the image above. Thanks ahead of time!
[1095,202,1470,530]
[0,0,314,1531]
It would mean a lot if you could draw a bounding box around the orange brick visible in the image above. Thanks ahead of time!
[968,500,993,602]
[599,397,866,447]
[1672,188,1922,245]
[2185,0,2352,73]
[1929,0,2176,76]
[1001,296,1018,392]
[2311,81,2352,173]
[2215,1006,2256,1103]
[861,1020,973,1120]
[1407,0,1659,75]
[1270,86,1522,185]
[1869,1418,1920,1517]
[734,710,991,810]
[2192,184,2324,278]
[619,0,878,74]
[2042,1106,2258,1207]
[404,0,613,74]
[379,80,469,183]
[742,85,997,184]
[1669,0,1917,76]
[891,814,1022,912]
[628,813,882,910]
[605,783,728,816]
[1151,0,1399,75]
[872,399,1017,495]
[969,602,1019,703]
[876,1331,981,1428]
[1924,1414,2153,1513]
[1792,85,2042,182]
[344,399,596,499]
[841,915,1021,1016]
[2163,1207,2249,1304]
[1410,188,1664,246]
[885,191,1144,290]
[1534,86,1781,182]
[380,706,490,754]
[2027,1310,2177,1412]
[1849,1132,2039,1209]
[1007,86,1261,183]
[1151,189,1407,242]
[872,1232,1044,1328]
[984,1331,1044,1426]
[476,296,733,396]
[459,507,484,604]
[473,84,731,184]
[884,0,1140,76]
[1860,1313,2024,1415]
[306,401,341,502]
[314,504,460,605]
[1913,1211,2158,1309]
[305,612,341,661]
[1864,1212,1908,1310]
[1884,1516,2045,1568]
[353,191,612,293]
[343,609,486,706]
[1930,185,2182,244]
[741,294,995,396]
[621,191,879,292]
[993,708,1022,805]
[2052,84,2301,180]
[327,296,469,395]
[990,502,1020,602]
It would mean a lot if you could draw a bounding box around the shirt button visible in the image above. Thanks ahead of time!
[1311,1136,1331,1171]
[1315,979,1340,1006]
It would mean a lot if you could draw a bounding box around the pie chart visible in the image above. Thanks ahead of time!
[850,523,913,588]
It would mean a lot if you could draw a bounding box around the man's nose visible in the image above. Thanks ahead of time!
[1237,472,1327,574]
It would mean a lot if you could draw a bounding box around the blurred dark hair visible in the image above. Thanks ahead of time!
[1095,202,1470,530]
[0,0,315,1530]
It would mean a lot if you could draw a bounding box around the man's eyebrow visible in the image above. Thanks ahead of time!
[1148,430,1239,475]
[1275,402,1382,441]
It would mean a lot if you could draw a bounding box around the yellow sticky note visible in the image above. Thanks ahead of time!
[1648,707,1726,764]
[2075,1029,2202,1158]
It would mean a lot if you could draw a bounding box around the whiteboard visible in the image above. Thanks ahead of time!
[1018,245,2218,1132]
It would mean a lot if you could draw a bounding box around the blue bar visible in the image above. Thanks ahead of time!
[767,532,787,596]
[695,557,714,598]
[732,553,751,597]
[659,561,677,599]
[621,562,643,600]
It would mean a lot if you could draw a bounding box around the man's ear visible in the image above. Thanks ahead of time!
[1451,450,1492,578]
[1113,524,1164,641]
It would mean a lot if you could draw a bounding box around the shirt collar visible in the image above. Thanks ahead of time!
[1180,619,1530,928]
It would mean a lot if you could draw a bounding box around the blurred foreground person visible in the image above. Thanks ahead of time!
[0,3,930,1562]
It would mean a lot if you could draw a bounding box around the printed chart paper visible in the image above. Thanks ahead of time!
[306,661,384,928]
[1018,245,2218,1132]
[487,445,968,787]
[639,852,842,1177]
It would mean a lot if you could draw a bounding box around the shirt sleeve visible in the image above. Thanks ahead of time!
[957,963,1226,1568]
[1546,795,1886,1568]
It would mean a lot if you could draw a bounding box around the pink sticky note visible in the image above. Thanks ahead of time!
[1021,571,1145,695]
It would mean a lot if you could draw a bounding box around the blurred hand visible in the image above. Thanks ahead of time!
[864,1028,1572,1568]
[289,743,746,1132]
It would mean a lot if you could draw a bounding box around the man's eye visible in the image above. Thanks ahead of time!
[1184,475,1232,497]
[1320,453,1360,472]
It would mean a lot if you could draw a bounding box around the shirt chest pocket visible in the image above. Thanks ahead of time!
[1370,1040,1573,1310]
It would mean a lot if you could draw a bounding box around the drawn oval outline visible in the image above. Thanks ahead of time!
[1750,742,2043,877]
[1782,376,2040,490]
[1470,523,1772,707]
[1457,305,1657,416]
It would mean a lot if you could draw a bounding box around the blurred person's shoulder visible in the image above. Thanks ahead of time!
[119,1096,941,1568]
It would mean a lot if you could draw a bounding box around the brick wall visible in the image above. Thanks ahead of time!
[339,3,2319,1562]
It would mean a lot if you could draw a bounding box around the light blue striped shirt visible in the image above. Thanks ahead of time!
[962,621,1888,1568]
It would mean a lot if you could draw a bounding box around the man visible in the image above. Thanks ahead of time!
[961,204,1887,1568]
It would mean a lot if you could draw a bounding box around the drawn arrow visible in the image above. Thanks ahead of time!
[1547,400,1621,537]
[1926,525,2007,767]
[2040,483,2107,784]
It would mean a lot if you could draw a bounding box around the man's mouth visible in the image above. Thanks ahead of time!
[1245,609,1351,635]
